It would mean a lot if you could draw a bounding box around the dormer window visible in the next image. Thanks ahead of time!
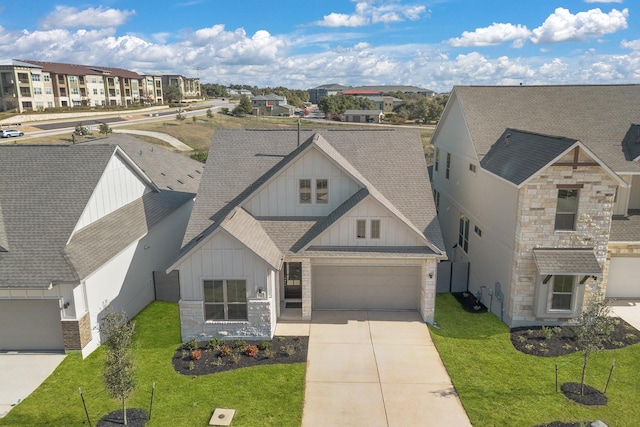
[316,179,328,204]
[299,179,312,204]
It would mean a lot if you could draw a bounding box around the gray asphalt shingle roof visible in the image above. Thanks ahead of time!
[0,139,199,288]
[532,248,602,276]
[480,129,578,186]
[452,85,640,173]
[179,128,444,263]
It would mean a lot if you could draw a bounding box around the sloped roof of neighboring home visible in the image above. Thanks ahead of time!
[621,124,640,162]
[311,84,350,90]
[0,59,41,68]
[451,85,640,173]
[354,85,434,95]
[177,129,444,265]
[84,134,204,193]
[0,141,196,288]
[21,60,143,79]
[481,129,578,185]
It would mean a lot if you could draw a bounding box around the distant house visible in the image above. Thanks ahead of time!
[343,109,384,123]
[349,85,435,97]
[251,94,295,117]
[168,129,445,342]
[431,84,640,328]
[0,136,202,356]
[308,84,350,104]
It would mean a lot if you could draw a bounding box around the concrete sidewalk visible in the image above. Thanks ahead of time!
[0,353,66,418]
[609,299,640,330]
[112,129,192,151]
[296,310,471,427]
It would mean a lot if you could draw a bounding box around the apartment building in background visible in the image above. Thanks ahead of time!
[0,59,199,113]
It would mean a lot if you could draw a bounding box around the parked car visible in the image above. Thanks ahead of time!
[0,129,24,138]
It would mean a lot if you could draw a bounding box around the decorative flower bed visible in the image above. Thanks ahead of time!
[172,336,308,376]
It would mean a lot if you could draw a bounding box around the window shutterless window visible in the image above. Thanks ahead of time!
[356,219,366,239]
[299,179,311,204]
[555,189,579,230]
[204,279,247,320]
[433,189,440,214]
[370,219,380,239]
[459,215,469,253]
[551,275,573,310]
[446,153,451,179]
[434,148,440,172]
[316,179,328,204]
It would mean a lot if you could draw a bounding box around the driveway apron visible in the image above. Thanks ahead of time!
[301,310,471,427]
[0,352,66,418]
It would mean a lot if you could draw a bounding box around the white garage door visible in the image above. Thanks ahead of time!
[312,266,420,310]
[606,257,640,298]
[0,300,64,351]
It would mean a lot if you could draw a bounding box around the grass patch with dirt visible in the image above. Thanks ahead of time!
[0,302,305,427]
[430,293,640,427]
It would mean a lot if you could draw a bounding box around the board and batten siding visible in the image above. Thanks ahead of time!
[179,230,275,301]
[73,153,151,234]
[243,147,361,217]
[311,197,425,247]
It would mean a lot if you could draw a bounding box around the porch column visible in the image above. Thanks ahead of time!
[420,260,436,323]
[301,258,312,320]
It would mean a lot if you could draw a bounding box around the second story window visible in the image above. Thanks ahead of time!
[555,189,579,231]
[299,179,311,204]
[356,220,366,239]
[370,219,381,239]
[446,153,451,179]
[316,179,328,204]
[434,148,440,172]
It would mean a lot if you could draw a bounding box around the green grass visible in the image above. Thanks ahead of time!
[430,294,640,426]
[0,302,305,427]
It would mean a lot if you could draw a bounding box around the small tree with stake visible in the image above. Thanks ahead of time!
[573,291,615,395]
[99,309,136,425]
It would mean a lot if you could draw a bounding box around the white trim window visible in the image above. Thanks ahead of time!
[204,279,247,320]
[299,179,312,204]
[550,275,574,311]
[555,189,579,231]
[299,178,329,205]
[316,179,328,204]
[356,219,366,239]
[458,215,469,253]
[370,219,381,239]
[434,148,440,172]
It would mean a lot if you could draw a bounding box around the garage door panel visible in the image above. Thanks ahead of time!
[313,266,420,310]
[0,300,64,351]
[607,257,640,298]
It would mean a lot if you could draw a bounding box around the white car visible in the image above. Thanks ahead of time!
[0,129,24,138]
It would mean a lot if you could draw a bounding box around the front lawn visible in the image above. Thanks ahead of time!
[0,302,305,427]
[430,294,640,427]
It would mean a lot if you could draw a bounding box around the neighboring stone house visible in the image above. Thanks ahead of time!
[168,129,445,342]
[0,136,202,356]
[251,94,295,117]
[343,110,384,123]
[431,84,640,328]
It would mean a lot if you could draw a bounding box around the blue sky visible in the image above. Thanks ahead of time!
[0,0,638,92]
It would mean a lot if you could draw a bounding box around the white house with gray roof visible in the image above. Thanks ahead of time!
[431,84,640,328]
[0,137,202,356]
[168,129,445,341]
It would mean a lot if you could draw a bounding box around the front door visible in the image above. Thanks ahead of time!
[284,262,302,300]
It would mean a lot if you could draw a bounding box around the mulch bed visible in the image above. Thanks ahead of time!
[510,318,640,357]
[452,291,488,313]
[172,336,308,376]
[97,409,148,427]
[560,382,608,406]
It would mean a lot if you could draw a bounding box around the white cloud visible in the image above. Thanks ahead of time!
[621,39,640,50]
[40,6,135,29]
[315,1,427,27]
[448,23,531,47]
[530,7,628,43]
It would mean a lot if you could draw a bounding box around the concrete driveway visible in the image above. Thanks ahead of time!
[609,299,640,330]
[298,310,471,427]
[0,352,66,418]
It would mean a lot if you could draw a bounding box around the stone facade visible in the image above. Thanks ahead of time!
[509,159,617,325]
[180,298,273,342]
[420,260,437,323]
[61,312,91,350]
[301,258,312,320]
